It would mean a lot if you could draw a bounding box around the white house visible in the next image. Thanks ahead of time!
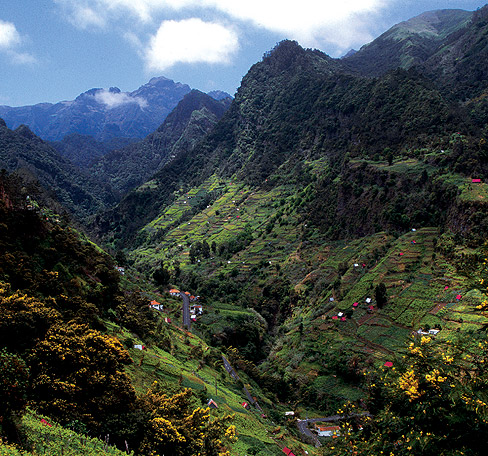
[316,425,340,437]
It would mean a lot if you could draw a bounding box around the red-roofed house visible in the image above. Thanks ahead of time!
[169,289,180,296]
[149,300,163,311]
[472,178,482,183]
[190,304,203,315]
[282,447,295,456]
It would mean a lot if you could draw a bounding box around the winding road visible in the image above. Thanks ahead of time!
[180,292,191,330]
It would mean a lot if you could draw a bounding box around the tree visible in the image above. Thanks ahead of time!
[0,286,61,353]
[153,262,170,287]
[202,240,211,259]
[138,385,236,456]
[374,282,388,309]
[322,334,488,456]
[28,322,135,433]
[0,350,29,439]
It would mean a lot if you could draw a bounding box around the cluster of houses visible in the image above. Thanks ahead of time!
[331,297,374,321]
[169,289,201,302]
[169,289,204,322]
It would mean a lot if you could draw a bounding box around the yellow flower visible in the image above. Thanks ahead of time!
[399,370,423,401]
[442,354,454,364]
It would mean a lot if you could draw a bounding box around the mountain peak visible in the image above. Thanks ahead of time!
[343,8,473,76]
[146,76,172,86]
[391,9,472,40]
[207,90,233,101]
[15,124,38,140]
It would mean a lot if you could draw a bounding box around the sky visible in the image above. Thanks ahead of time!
[1,1,487,106]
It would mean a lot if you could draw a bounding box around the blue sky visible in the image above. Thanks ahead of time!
[1,0,487,106]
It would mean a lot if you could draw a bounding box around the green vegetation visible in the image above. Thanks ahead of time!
[6,7,488,455]
[0,409,131,456]
[0,172,314,456]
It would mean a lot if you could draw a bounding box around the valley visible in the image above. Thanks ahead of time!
[2,5,488,456]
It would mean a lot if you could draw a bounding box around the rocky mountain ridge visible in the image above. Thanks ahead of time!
[0,76,231,144]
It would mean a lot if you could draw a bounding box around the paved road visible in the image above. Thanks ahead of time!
[221,355,264,412]
[221,355,240,380]
[180,292,191,330]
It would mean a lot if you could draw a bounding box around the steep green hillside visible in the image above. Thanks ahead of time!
[117,157,486,400]
[90,90,231,196]
[96,40,476,246]
[0,120,116,219]
[5,7,488,455]
[0,171,313,456]
[343,9,472,76]
[90,29,488,455]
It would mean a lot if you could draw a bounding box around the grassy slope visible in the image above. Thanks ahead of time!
[0,409,130,456]
[105,309,317,456]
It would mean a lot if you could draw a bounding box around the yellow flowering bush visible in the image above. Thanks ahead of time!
[28,322,135,431]
[398,369,423,401]
[321,334,488,456]
[138,385,236,456]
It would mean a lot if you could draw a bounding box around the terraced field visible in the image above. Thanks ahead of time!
[126,166,487,422]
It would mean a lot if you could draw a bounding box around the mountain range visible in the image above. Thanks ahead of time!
[0,76,231,144]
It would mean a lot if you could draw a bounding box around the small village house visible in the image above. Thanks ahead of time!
[149,300,163,311]
[315,424,340,437]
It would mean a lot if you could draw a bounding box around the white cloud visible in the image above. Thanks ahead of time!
[94,89,148,108]
[55,0,387,54]
[0,20,21,49]
[10,51,37,65]
[0,20,37,64]
[54,1,107,29]
[145,18,239,70]
[71,5,107,28]
[205,0,385,47]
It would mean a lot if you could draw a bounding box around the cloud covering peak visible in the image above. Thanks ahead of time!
[94,89,148,109]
